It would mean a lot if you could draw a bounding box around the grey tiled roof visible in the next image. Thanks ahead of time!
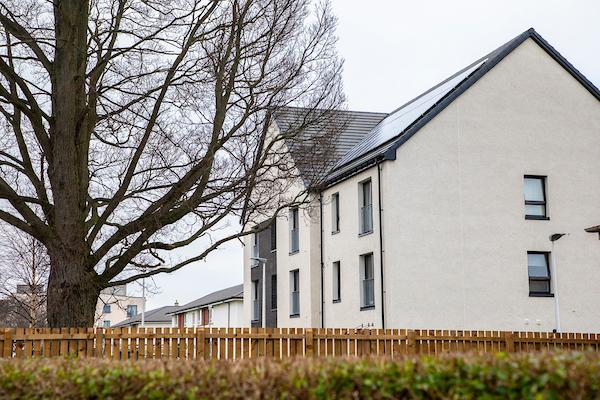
[273,108,387,186]
[113,305,180,327]
[171,284,243,315]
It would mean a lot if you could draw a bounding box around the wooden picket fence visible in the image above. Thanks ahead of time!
[1,327,600,360]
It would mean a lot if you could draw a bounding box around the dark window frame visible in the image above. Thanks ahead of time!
[201,307,210,326]
[527,251,553,297]
[524,175,549,220]
[360,253,375,310]
[332,261,341,303]
[270,221,277,252]
[289,208,299,254]
[332,193,340,234]
[251,231,259,268]
[103,304,111,314]
[271,274,277,311]
[251,280,260,322]
[126,304,137,318]
[359,179,373,235]
[290,269,300,317]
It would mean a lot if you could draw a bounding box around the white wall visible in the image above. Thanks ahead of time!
[211,301,244,328]
[179,300,244,328]
[321,168,383,328]
[381,38,600,332]
[242,128,323,328]
[273,195,322,328]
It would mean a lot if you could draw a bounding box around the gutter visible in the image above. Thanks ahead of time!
[377,161,386,329]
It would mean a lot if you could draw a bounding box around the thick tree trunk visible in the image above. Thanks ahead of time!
[46,249,100,327]
[45,0,94,327]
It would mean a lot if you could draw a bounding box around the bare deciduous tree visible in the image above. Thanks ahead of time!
[0,0,344,326]
[0,226,49,327]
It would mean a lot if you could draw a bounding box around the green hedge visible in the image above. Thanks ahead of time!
[1,353,599,399]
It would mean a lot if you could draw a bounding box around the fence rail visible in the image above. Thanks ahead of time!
[1,327,599,360]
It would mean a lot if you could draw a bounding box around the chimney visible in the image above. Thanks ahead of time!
[174,300,179,306]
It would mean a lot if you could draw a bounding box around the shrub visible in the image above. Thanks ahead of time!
[0,352,599,399]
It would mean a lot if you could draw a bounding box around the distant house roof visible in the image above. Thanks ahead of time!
[277,28,600,186]
[113,305,180,327]
[171,284,244,315]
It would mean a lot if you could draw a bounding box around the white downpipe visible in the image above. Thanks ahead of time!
[262,261,267,329]
[551,241,561,332]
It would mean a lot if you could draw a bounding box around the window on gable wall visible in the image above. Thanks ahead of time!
[524,176,548,219]
[528,252,552,297]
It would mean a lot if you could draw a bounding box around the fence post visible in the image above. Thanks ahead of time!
[407,329,416,355]
[305,328,314,357]
[505,332,515,353]
[2,329,13,358]
[197,329,206,360]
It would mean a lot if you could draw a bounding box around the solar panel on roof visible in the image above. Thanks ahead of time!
[333,59,488,169]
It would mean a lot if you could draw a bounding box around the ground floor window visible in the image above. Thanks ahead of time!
[290,270,300,316]
[528,251,552,296]
[333,261,341,302]
[251,280,260,321]
[360,253,375,309]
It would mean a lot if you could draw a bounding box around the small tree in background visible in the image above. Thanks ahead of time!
[0,226,49,327]
[0,0,344,326]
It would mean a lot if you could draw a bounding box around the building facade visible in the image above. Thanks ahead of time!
[246,221,278,328]
[243,29,600,332]
[94,285,145,328]
[171,285,244,328]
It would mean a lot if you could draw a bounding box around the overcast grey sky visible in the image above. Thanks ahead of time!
[145,0,600,309]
